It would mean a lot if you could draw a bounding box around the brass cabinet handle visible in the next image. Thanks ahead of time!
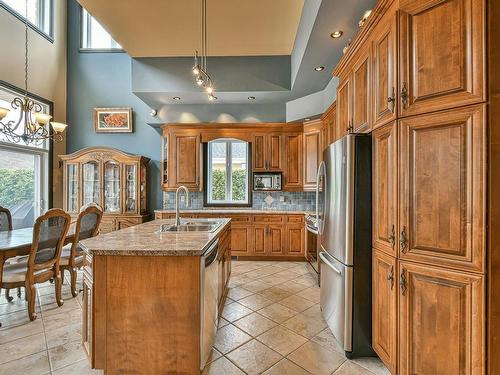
[347,120,354,134]
[387,266,395,290]
[387,87,396,113]
[400,225,408,253]
[388,224,396,248]
[400,268,407,295]
[401,82,409,109]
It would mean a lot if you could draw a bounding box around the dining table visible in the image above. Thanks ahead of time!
[0,225,76,326]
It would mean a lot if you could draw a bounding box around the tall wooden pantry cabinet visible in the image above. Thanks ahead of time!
[331,0,489,373]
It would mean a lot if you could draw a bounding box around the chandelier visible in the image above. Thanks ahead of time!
[192,0,217,101]
[0,0,68,144]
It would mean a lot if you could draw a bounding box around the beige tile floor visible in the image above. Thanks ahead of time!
[0,260,389,375]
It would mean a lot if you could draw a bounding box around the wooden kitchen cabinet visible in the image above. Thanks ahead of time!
[252,133,282,171]
[230,225,252,257]
[398,0,485,117]
[283,133,303,190]
[336,76,351,137]
[303,120,323,190]
[372,6,397,129]
[398,105,486,273]
[398,261,485,375]
[252,215,286,256]
[169,132,201,190]
[252,225,267,255]
[372,122,398,257]
[351,48,372,133]
[285,224,305,256]
[322,102,337,146]
[335,47,372,135]
[372,250,397,375]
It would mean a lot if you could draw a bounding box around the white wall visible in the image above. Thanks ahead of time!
[0,1,67,208]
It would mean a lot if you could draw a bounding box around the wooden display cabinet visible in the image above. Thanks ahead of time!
[60,147,150,233]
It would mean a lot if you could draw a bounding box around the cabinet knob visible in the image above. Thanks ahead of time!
[387,87,396,113]
[401,82,409,109]
[388,224,396,248]
[387,266,395,290]
[399,269,407,295]
[400,225,408,253]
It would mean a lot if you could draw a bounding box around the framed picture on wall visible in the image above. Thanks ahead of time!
[93,107,133,133]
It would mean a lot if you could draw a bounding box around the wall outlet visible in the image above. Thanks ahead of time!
[279,196,285,202]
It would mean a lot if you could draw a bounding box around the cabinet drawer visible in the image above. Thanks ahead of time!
[116,217,142,230]
[286,215,304,223]
[253,215,284,224]
[227,215,251,223]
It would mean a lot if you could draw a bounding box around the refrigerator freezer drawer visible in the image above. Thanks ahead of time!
[319,251,353,353]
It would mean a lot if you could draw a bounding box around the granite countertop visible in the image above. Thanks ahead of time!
[155,209,312,215]
[80,218,231,256]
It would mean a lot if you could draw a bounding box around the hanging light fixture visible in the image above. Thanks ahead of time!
[191,0,216,101]
[0,0,68,144]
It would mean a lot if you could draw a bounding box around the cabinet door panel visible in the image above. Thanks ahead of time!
[399,106,485,272]
[372,11,397,128]
[253,134,267,171]
[398,261,485,375]
[173,134,200,188]
[286,225,304,256]
[373,122,398,256]
[268,225,285,255]
[399,0,485,116]
[253,225,266,255]
[372,250,397,375]
[303,130,321,189]
[283,134,303,190]
[336,78,351,137]
[231,226,252,256]
[268,134,282,170]
[352,50,371,133]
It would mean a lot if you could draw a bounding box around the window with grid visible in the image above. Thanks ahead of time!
[81,8,122,50]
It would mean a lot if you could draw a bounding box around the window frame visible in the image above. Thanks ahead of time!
[79,7,124,53]
[0,0,54,42]
[0,80,54,213]
[203,140,252,208]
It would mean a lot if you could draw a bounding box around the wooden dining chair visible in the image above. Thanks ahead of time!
[0,206,12,232]
[0,208,71,321]
[60,203,103,297]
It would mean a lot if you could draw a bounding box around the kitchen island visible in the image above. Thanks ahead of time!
[79,218,231,374]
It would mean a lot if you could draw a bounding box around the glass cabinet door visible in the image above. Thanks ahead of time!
[140,164,147,212]
[125,164,137,212]
[104,161,121,213]
[82,161,100,206]
[66,163,79,213]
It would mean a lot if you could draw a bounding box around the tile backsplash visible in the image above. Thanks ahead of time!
[163,191,316,212]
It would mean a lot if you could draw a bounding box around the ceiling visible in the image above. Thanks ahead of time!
[77,0,304,57]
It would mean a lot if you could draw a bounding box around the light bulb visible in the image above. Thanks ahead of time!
[208,94,216,101]
[192,66,199,75]
[196,76,204,86]
[206,86,213,94]
[51,122,68,133]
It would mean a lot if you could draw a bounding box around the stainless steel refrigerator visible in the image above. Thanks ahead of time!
[318,133,374,358]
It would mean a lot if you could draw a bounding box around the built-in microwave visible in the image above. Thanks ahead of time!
[253,172,282,191]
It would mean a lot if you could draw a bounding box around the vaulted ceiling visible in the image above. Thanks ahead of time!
[77,0,304,57]
[76,0,376,120]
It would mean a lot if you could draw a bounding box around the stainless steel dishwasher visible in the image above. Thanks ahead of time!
[200,239,219,370]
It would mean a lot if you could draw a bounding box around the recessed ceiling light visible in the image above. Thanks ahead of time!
[330,30,343,38]
[248,96,256,100]
[314,66,325,72]
[173,96,181,100]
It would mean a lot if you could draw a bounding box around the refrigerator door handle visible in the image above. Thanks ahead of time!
[316,161,326,234]
[319,251,342,275]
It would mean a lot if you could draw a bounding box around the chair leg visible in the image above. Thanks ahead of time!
[55,271,64,307]
[25,283,37,321]
[5,289,13,303]
[69,268,78,298]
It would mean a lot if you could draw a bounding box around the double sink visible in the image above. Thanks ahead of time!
[160,220,222,233]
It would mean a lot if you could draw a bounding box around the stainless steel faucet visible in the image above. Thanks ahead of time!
[175,186,190,226]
